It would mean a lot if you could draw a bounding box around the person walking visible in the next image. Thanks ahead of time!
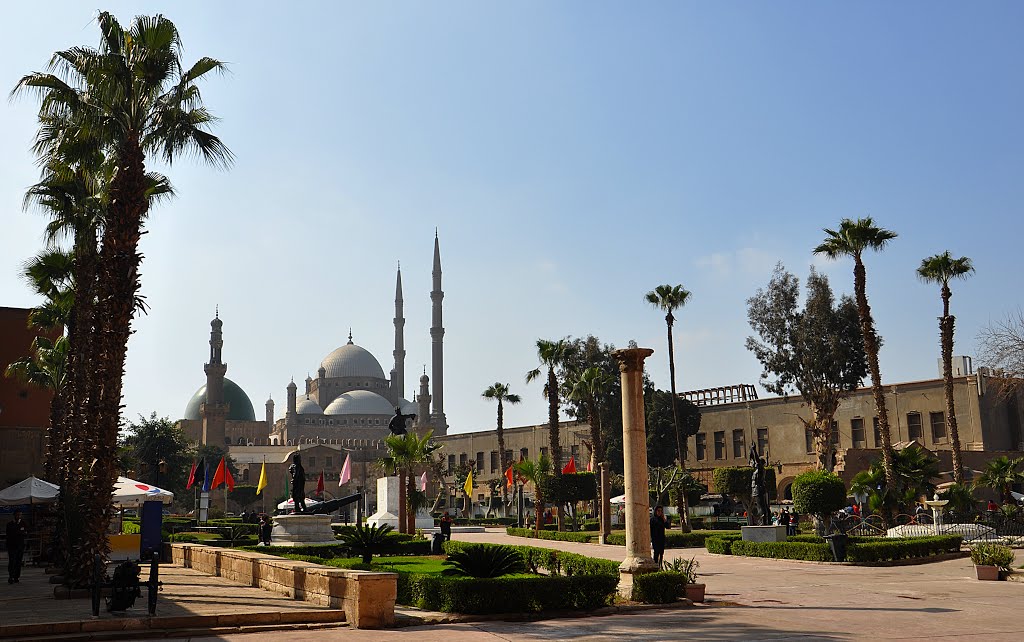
[258,514,273,546]
[650,505,668,565]
[6,511,27,584]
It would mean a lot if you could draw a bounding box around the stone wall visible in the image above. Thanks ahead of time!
[169,543,396,629]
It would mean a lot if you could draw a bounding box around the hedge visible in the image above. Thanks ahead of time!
[706,534,963,563]
[791,470,847,518]
[506,527,594,543]
[444,540,620,577]
[399,573,618,613]
[246,534,431,558]
[630,571,687,604]
[704,533,743,555]
[604,531,711,548]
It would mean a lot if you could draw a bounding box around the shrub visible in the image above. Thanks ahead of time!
[731,539,834,562]
[709,534,963,563]
[443,540,619,577]
[506,527,593,543]
[847,536,963,563]
[969,542,1014,570]
[704,533,742,554]
[662,556,699,583]
[442,544,526,578]
[604,531,710,548]
[401,574,618,613]
[630,571,686,604]
[712,467,777,501]
[337,523,393,563]
[792,470,847,525]
[122,521,141,535]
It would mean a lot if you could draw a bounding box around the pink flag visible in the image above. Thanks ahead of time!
[339,453,352,486]
[419,471,428,492]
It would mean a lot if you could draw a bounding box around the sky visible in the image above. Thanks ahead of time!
[2,3,1022,435]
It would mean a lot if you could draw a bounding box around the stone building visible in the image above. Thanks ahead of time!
[682,360,1024,500]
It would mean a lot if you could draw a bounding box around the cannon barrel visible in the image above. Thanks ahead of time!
[306,492,362,515]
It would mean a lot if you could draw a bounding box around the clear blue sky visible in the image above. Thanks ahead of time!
[2,3,1022,434]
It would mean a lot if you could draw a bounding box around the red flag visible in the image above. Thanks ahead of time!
[211,457,227,490]
[562,456,577,474]
[186,460,198,490]
[316,470,325,497]
[517,452,527,484]
[586,458,593,473]
[505,464,515,488]
[224,462,235,492]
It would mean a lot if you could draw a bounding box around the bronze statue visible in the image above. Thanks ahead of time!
[748,444,770,526]
[388,407,416,436]
[288,454,307,514]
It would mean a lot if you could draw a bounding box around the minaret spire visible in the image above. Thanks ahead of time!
[202,310,229,446]
[393,263,406,400]
[430,231,447,432]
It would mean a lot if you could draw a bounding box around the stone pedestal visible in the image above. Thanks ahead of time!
[414,508,434,530]
[741,525,788,542]
[612,347,659,596]
[270,514,336,546]
[367,477,400,529]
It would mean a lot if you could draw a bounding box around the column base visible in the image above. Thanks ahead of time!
[617,557,660,599]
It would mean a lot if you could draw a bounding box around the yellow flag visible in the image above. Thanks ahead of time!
[256,459,268,495]
[463,469,473,496]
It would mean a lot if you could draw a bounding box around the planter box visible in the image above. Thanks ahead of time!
[975,565,1001,581]
[684,583,706,603]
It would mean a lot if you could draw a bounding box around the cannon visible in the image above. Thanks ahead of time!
[305,492,362,515]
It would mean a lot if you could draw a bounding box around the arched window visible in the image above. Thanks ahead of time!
[242,469,250,482]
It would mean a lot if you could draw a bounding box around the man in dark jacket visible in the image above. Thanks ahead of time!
[650,505,668,565]
[6,511,27,584]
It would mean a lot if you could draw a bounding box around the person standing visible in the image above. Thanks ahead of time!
[6,511,27,584]
[258,514,273,546]
[788,510,799,536]
[650,505,668,565]
[440,511,453,542]
[780,508,791,534]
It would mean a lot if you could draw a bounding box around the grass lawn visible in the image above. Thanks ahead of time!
[367,556,449,574]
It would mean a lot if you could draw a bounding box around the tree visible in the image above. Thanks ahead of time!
[850,444,939,525]
[482,383,521,516]
[565,365,615,537]
[118,413,191,501]
[814,217,898,485]
[746,265,867,471]
[791,470,847,535]
[712,466,777,519]
[917,252,975,485]
[974,456,1024,505]
[514,454,551,536]
[13,11,231,585]
[645,389,701,469]
[379,430,439,533]
[560,336,625,474]
[977,311,1024,398]
[526,338,573,529]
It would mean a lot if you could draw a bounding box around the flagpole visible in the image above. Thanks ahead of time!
[262,456,266,516]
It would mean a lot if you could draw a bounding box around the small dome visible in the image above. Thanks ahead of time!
[184,378,257,421]
[398,398,417,415]
[320,342,386,380]
[323,390,395,416]
[295,395,323,415]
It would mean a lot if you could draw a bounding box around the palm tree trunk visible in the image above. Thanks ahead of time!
[547,367,565,532]
[854,257,895,486]
[406,470,416,534]
[940,286,964,485]
[496,400,508,517]
[665,315,692,531]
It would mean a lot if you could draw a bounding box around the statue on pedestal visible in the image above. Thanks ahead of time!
[388,408,416,436]
[748,444,770,526]
[289,454,307,514]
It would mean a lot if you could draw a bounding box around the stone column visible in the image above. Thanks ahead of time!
[612,347,659,582]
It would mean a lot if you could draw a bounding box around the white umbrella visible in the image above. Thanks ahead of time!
[277,497,323,511]
[112,477,174,507]
[609,494,626,505]
[1011,491,1024,503]
[0,477,59,506]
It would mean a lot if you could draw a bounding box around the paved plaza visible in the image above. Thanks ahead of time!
[3,529,1023,641]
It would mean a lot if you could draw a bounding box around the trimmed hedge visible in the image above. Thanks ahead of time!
[506,527,593,543]
[604,531,711,548]
[731,539,833,561]
[706,534,963,563]
[846,536,962,563]
[630,570,686,604]
[792,470,847,519]
[399,573,618,613]
[444,540,620,577]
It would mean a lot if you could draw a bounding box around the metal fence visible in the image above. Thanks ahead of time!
[831,510,1024,544]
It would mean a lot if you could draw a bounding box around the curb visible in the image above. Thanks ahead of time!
[393,598,698,627]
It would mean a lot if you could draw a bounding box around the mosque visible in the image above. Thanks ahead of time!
[177,234,448,455]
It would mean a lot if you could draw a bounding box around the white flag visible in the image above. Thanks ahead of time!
[339,453,352,486]
[419,471,427,492]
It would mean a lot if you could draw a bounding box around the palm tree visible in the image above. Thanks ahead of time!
[526,338,572,529]
[482,383,521,516]
[645,284,694,530]
[514,454,551,536]
[974,456,1024,505]
[566,366,614,535]
[917,252,975,485]
[14,12,230,584]
[851,444,939,525]
[814,218,898,485]
[5,335,70,481]
[380,430,439,533]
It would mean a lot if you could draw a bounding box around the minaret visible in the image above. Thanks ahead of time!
[416,369,431,429]
[265,395,275,436]
[429,231,447,432]
[393,263,406,401]
[202,308,229,446]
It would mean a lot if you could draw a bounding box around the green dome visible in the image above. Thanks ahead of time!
[183,378,257,421]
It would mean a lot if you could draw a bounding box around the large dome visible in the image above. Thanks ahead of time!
[323,390,395,416]
[184,378,257,421]
[320,341,386,380]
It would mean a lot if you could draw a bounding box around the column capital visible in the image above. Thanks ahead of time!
[611,347,654,374]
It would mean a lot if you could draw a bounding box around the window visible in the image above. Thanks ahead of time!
[873,417,881,447]
[224,437,231,444]
[341,419,347,425]
[328,420,333,426]
[571,444,580,461]
[309,457,315,467]
[907,413,923,441]
[805,426,814,454]
[476,451,484,471]
[830,421,839,449]
[459,453,468,467]
[448,454,456,471]
[851,417,866,448]
[714,431,726,460]
[695,434,707,461]
[757,428,769,454]
[520,448,529,460]
[504,450,513,466]
[930,411,947,442]
[732,429,745,459]
[326,456,333,469]
[490,451,499,473]
[540,447,548,460]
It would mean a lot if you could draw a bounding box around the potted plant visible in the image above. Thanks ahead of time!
[970,542,1013,581]
[664,557,705,602]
